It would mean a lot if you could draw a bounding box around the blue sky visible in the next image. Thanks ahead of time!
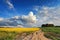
[0,0,60,18]
[0,0,60,27]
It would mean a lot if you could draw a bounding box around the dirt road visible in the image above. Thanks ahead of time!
[15,30,51,40]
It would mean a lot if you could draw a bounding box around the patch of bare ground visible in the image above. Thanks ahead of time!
[14,30,51,40]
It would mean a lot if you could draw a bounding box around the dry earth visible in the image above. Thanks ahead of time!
[15,30,51,40]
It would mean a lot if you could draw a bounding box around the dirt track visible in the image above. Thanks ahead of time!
[15,30,51,40]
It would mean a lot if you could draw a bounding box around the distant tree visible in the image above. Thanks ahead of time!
[41,24,54,27]
[55,26,60,27]
[41,24,46,27]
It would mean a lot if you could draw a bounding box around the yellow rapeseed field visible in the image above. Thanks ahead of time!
[0,28,40,32]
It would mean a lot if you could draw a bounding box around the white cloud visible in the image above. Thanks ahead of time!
[0,18,4,21]
[47,21,54,24]
[13,16,20,19]
[0,11,37,27]
[6,0,14,9]
[29,11,34,16]
[22,11,37,23]
[33,6,60,26]
[17,25,23,28]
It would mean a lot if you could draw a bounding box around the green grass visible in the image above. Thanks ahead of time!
[0,31,34,40]
[41,27,60,40]
[0,31,17,40]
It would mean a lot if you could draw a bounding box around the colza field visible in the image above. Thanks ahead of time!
[0,28,40,32]
[0,28,40,40]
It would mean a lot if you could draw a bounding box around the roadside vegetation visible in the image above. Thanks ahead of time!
[41,27,60,40]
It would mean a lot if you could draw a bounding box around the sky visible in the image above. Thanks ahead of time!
[0,0,60,27]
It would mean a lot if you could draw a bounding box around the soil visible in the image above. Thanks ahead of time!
[15,30,51,40]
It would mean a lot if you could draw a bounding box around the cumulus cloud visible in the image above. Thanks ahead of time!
[0,18,4,21]
[0,11,37,27]
[34,6,60,26]
[6,0,14,9]
[21,11,37,23]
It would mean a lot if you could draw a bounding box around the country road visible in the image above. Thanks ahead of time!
[15,30,51,40]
